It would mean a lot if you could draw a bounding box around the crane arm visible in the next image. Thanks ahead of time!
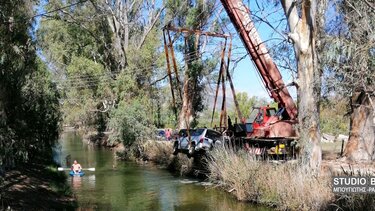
[220,0,298,120]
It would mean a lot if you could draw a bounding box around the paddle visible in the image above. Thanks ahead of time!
[57,167,96,171]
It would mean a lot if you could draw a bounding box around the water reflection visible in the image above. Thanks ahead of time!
[59,132,270,211]
[71,175,96,190]
[86,174,96,189]
[71,176,82,189]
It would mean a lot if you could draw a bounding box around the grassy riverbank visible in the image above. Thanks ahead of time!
[0,162,76,210]
[117,140,197,176]
[207,148,375,210]
[101,136,375,210]
[123,138,375,210]
[207,148,332,210]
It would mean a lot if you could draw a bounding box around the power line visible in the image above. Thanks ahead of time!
[31,0,89,20]
[57,54,223,90]
[54,52,214,83]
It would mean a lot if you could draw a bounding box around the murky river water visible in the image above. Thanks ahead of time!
[57,131,269,210]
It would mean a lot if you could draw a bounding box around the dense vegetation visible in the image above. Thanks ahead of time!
[0,0,61,172]
[0,1,65,208]
[34,0,363,153]
[0,0,371,168]
[0,0,373,209]
[36,0,227,147]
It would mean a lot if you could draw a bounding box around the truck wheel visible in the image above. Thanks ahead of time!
[172,142,179,155]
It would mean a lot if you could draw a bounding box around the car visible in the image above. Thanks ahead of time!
[171,129,195,153]
[172,128,225,158]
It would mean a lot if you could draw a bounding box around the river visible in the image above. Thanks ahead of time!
[57,131,268,210]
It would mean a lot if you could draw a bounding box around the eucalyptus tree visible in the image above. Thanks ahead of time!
[278,0,323,170]
[38,0,165,135]
[165,0,219,129]
[322,0,374,161]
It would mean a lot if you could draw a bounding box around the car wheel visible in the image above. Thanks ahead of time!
[211,141,220,150]
[215,141,222,147]
[188,143,196,157]
[172,142,179,155]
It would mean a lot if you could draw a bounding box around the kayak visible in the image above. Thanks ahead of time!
[69,170,85,177]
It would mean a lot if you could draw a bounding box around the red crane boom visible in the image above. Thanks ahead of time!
[220,0,298,120]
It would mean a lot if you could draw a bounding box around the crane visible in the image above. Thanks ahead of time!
[220,0,298,157]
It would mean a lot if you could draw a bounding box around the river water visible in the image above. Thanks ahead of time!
[57,131,268,210]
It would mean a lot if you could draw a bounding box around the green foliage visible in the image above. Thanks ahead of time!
[66,56,106,95]
[108,98,155,146]
[320,98,349,135]
[165,0,219,128]
[228,92,268,120]
[0,0,61,171]
[21,59,62,154]
[61,63,111,130]
[322,0,374,96]
[38,0,168,137]
[36,0,224,146]
[37,2,119,131]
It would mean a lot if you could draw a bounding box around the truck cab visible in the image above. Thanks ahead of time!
[233,106,281,138]
[251,106,277,128]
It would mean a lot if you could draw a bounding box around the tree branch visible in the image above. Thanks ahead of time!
[137,7,165,50]
[280,0,300,32]
[364,0,375,11]
[280,0,300,44]
[149,73,169,86]
[252,13,288,40]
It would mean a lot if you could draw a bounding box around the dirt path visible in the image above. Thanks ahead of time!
[1,165,76,210]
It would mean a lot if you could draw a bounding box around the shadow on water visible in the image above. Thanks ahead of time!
[58,131,271,211]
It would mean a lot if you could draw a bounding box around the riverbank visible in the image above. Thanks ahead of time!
[116,140,198,177]
[59,131,263,210]
[82,129,375,210]
[0,163,76,210]
[77,127,197,177]
[207,148,375,210]
[120,139,375,210]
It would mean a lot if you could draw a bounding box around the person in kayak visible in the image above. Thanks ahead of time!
[71,160,82,173]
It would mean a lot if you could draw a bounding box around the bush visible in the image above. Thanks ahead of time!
[108,98,155,146]
[0,59,61,167]
[140,140,173,164]
[207,147,333,210]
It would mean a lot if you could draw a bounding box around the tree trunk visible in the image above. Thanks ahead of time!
[106,0,128,72]
[178,37,195,130]
[281,0,322,170]
[297,47,322,170]
[107,15,127,71]
[178,76,194,129]
[343,91,375,161]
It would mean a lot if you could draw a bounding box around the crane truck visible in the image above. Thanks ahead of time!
[220,0,298,158]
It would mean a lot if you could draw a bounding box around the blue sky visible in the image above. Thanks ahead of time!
[218,1,297,101]
[33,0,297,102]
